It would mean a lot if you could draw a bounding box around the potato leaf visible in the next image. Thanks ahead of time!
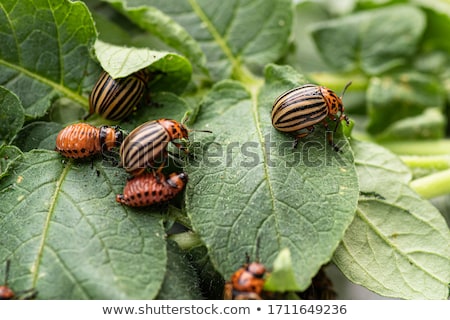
[93,40,192,95]
[311,5,426,75]
[185,64,359,289]
[0,86,24,145]
[334,140,450,299]
[0,0,99,119]
[109,0,293,81]
[0,150,167,299]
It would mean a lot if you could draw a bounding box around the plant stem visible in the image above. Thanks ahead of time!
[234,65,264,96]
[165,206,192,230]
[400,155,450,170]
[168,231,203,250]
[410,169,450,199]
[380,140,450,155]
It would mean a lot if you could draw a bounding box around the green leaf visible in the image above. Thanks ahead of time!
[0,0,99,119]
[186,245,225,299]
[0,150,167,299]
[374,108,446,141]
[0,145,22,179]
[311,5,426,75]
[105,0,209,76]
[0,86,24,145]
[11,121,63,152]
[93,40,192,95]
[185,64,359,289]
[109,0,293,81]
[156,241,203,299]
[264,248,302,292]
[367,72,446,137]
[418,2,450,53]
[334,140,450,299]
[47,97,88,124]
[284,1,331,73]
[120,91,193,132]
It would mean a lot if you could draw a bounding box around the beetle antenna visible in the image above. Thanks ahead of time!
[340,81,352,99]
[189,129,213,134]
[333,81,352,133]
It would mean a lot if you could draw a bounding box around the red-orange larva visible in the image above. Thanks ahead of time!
[55,123,123,159]
[116,171,188,207]
[224,258,267,300]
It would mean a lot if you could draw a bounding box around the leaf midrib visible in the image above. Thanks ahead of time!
[1,2,88,108]
[188,0,239,72]
[0,59,88,107]
[188,0,280,249]
[32,158,72,287]
[356,200,448,287]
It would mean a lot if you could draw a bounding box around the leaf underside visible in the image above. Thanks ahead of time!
[334,140,450,299]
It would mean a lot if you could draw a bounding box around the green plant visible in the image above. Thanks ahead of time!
[0,0,449,300]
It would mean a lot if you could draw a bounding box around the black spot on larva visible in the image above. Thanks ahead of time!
[130,195,135,200]
[80,148,86,153]
[73,150,78,154]
[152,191,157,196]
[144,191,149,196]
[137,193,142,198]
[158,190,163,196]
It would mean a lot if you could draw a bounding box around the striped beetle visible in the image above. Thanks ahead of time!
[88,69,150,121]
[116,171,188,207]
[120,118,211,176]
[271,82,351,150]
[119,119,189,176]
[55,123,123,159]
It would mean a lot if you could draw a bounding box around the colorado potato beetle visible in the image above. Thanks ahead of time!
[224,256,267,300]
[88,69,150,121]
[0,260,37,300]
[55,123,123,159]
[271,82,351,150]
[116,171,188,207]
[119,119,189,176]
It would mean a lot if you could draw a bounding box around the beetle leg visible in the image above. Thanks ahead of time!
[326,131,340,152]
[293,126,314,149]
[154,170,162,183]
[153,149,169,174]
[322,118,339,151]
[156,162,165,174]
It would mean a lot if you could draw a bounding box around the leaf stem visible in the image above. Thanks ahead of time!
[380,139,450,155]
[165,205,192,229]
[233,65,264,95]
[168,231,203,250]
[410,169,450,199]
[400,155,450,171]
